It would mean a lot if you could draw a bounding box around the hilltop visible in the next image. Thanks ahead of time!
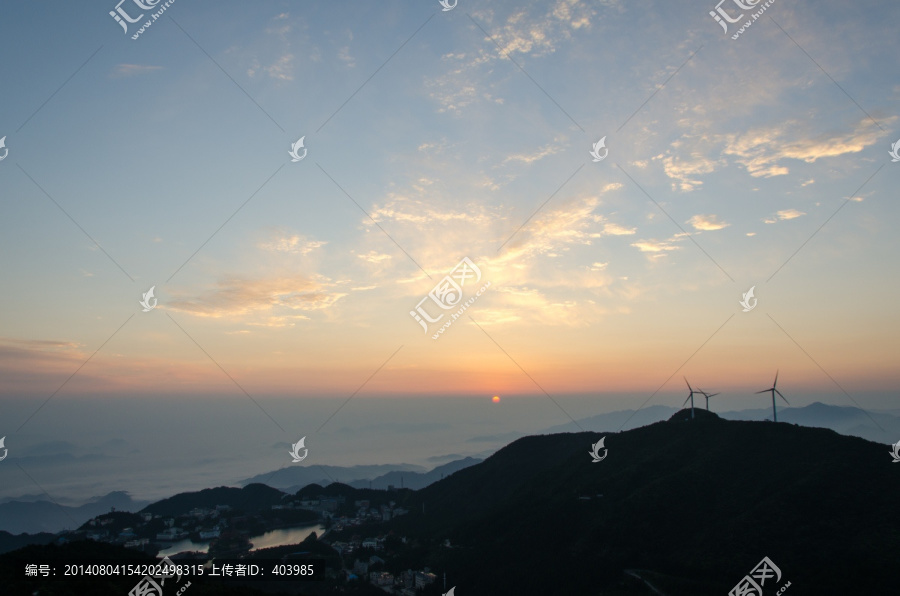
[385,411,899,594]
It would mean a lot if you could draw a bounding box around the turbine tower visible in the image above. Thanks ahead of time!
[698,388,719,411]
[756,371,789,422]
[682,378,700,419]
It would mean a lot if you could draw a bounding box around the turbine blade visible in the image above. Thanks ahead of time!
[774,370,779,387]
[754,389,769,394]
[684,377,692,391]
[682,395,691,406]
[775,389,789,404]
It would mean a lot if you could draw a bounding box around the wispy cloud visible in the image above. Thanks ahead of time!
[763,209,806,224]
[354,183,627,327]
[369,197,491,226]
[602,222,636,235]
[337,46,355,68]
[258,230,327,255]
[631,238,682,260]
[656,117,894,192]
[497,196,629,264]
[688,214,730,231]
[427,0,599,115]
[657,152,723,192]
[167,276,345,323]
[724,118,892,178]
[358,251,392,264]
[262,53,295,80]
[0,339,88,392]
[110,64,162,78]
[0,338,82,351]
[243,12,316,81]
[501,142,561,165]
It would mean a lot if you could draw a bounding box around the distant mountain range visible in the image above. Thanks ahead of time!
[346,457,482,490]
[0,531,56,555]
[718,401,900,442]
[0,491,150,535]
[3,402,894,538]
[141,484,289,518]
[0,461,480,536]
[241,458,484,493]
[240,462,428,492]
[543,404,680,434]
[543,401,899,443]
[242,402,897,495]
[4,410,897,594]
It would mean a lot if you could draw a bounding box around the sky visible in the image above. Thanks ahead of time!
[1,0,899,502]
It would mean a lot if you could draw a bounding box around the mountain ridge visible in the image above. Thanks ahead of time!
[1,413,897,594]
[383,411,899,594]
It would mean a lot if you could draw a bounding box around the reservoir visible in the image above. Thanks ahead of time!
[157,523,326,557]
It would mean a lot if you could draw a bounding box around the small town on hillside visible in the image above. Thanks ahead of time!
[55,488,446,594]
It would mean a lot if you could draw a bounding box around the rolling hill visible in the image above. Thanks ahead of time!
[383,410,900,594]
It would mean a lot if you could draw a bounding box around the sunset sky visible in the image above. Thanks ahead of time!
[1,0,899,499]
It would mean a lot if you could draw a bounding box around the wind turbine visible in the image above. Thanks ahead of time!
[698,388,719,411]
[756,371,789,422]
[682,378,700,419]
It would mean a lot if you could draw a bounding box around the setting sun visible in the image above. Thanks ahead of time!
[492,396,501,403]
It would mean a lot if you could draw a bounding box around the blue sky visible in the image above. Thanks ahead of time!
[1,0,899,500]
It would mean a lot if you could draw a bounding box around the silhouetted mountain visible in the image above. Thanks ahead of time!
[347,457,482,490]
[719,401,900,442]
[384,411,899,594]
[2,414,896,594]
[240,462,426,491]
[544,404,679,434]
[140,483,286,517]
[0,531,56,555]
[0,491,150,535]
[0,493,74,505]
[545,401,899,443]
[465,430,527,443]
[242,459,484,495]
[426,453,467,463]
[295,482,366,500]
